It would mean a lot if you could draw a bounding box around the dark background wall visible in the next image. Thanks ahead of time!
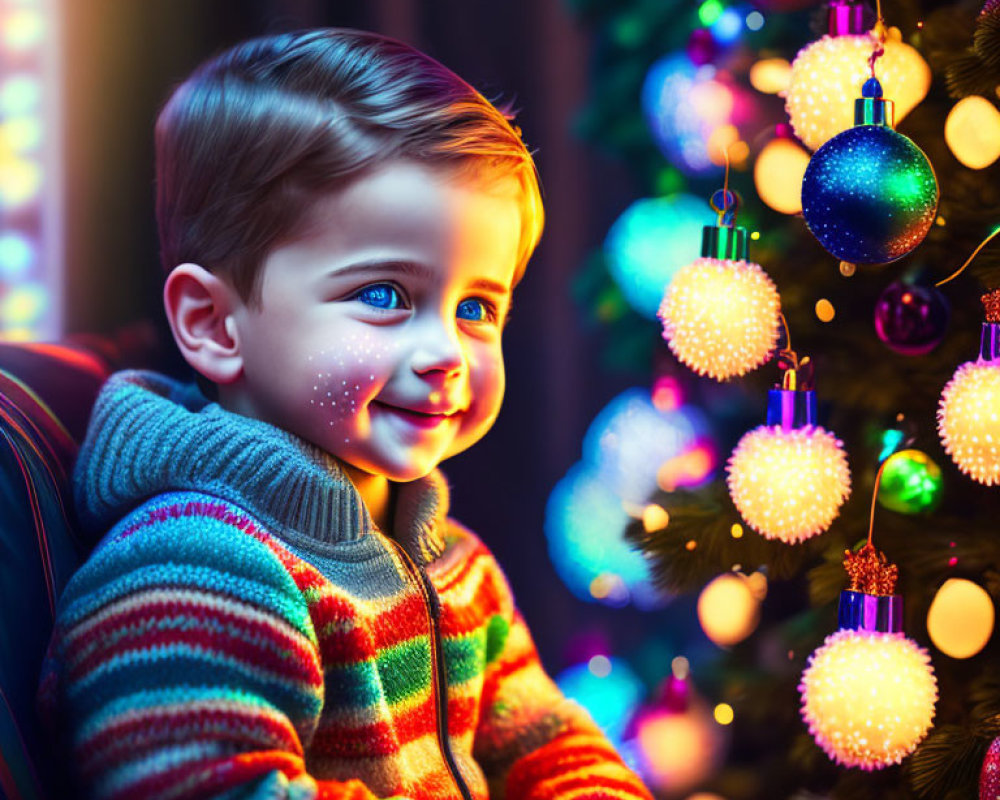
[59,0,654,670]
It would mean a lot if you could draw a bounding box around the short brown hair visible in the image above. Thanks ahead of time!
[155,28,543,307]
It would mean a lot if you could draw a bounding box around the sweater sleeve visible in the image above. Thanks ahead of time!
[37,499,406,800]
[469,549,652,800]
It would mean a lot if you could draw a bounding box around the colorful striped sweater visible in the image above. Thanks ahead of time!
[37,371,653,800]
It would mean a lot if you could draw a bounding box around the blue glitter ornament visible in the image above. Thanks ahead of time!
[801,77,938,265]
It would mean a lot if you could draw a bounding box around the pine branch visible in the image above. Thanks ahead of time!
[629,483,821,594]
[907,724,985,799]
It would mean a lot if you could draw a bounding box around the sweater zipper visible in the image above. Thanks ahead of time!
[384,535,474,800]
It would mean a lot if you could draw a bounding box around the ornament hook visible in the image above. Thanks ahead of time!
[935,226,1000,288]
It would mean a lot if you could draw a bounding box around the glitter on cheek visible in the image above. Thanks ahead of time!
[303,332,400,424]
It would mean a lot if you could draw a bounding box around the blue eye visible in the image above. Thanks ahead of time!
[457,298,494,322]
[355,283,404,310]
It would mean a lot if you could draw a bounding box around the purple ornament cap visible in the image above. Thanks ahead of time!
[837,589,904,633]
[766,388,817,430]
[828,1,866,35]
[980,322,1000,363]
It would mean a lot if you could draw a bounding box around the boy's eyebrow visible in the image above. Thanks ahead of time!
[324,259,512,295]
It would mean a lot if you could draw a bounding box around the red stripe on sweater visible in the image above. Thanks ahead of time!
[476,648,536,712]
[114,749,305,800]
[437,574,508,639]
[81,703,304,776]
[432,542,489,593]
[525,774,650,799]
[505,735,653,800]
[69,625,322,689]
[315,592,430,665]
[311,694,478,759]
[69,594,320,684]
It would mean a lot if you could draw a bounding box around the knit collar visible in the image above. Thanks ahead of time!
[73,370,448,565]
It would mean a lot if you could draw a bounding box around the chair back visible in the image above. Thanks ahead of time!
[0,342,112,800]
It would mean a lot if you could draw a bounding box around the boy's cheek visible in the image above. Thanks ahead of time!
[301,334,396,408]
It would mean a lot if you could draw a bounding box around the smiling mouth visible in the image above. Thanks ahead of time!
[374,402,461,429]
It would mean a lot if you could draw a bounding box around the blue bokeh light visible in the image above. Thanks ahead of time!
[712,9,744,42]
[545,461,658,608]
[555,658,646,747]
[642,53,733,176]
[0,232,35,278]
[0,75,40,115]
[582,387,704,504]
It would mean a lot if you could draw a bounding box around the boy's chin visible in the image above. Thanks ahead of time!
[336,453,444,485]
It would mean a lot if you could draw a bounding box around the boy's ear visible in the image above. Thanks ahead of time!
[163,263,244,385]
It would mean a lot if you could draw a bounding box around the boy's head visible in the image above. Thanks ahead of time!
[156,28,542,309]
[158,29,542,483]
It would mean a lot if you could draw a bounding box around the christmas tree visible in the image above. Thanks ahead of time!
[557,0,1000,797]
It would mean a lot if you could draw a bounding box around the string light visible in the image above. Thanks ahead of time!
[0,0,59,339]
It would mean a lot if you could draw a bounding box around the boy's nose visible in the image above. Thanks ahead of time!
[409,320,464,378]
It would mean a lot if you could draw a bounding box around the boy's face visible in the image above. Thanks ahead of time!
[226,160,521,483]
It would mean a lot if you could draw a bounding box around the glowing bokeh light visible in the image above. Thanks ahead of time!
[604,193,707,319]
[712,9,743,42]
[589,655,613,678]
[547,388,716,607]
[944,95,1000,169]
[799,629,937,770]
[727,425,851,543]
[545,462,663,609]
[555,658,645,747]
[0,75,40,116]
[642,54,755,176]
[642,504,670,532]
[1,116,42,152]
[632,700,724,793]
[698,0,724,26]
[713,703,734,725]
[582,387,707,503]
[746,10,765,31]
[784,29,932,151]
[2,9,44,51]
[926,578,994,659]
[0,282,47,325]
[697,573,761,646]
[815,298,835,322]
[657,441,717,491]
[0,155,41,207]
[651,375,684,411]
[938,361,1000,485]
[0,232,34,277]
[749,57,791,94]
[754,136,809,214]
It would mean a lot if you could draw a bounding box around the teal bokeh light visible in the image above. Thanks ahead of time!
[604,194,707,319]
[555,658,645,748]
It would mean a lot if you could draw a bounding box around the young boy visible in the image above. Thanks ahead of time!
[38,28,653,800]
